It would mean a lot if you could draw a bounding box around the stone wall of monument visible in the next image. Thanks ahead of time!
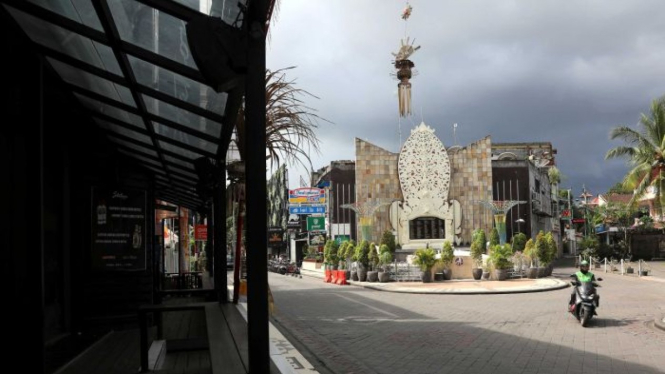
[355,138,402,244]
[448,136,494,245]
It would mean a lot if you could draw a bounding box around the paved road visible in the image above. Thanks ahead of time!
[268,259,665,374]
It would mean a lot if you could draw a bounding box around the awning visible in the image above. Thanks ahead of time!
[0,0,249,210]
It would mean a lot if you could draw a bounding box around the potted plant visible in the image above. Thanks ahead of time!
[535,231,548,277]
[367,242,379,282]
[523,238,538,278]
[440,240,455,280]
[489,243,513,280]
[470,229,486,280]
[489,227,500,247]
[413,248,437,283]
[481,260,491,280]
[355,240,370,281]
[377,244,393,282]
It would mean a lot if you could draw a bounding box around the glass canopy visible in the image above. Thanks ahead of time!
[2,0,246,210]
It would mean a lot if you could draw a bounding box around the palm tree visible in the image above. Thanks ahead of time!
[235,66,329,170]
[605,96,665,218]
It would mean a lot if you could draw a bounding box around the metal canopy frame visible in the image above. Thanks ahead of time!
[0,0,248,210]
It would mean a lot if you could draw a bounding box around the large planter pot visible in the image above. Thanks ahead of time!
[546,264,553,276]
[324,269,332,283]
[421,270,432,283]
[537,267,547,278]
[640,270,648,276]
[626,267,634,274]
[358,269,368,282]
[481,271,490,280]
[434,272,444,281]
[442,268,452,281]
[351,271,358,281]
[526,267,538,279]
[472,268,483,280]
[378,271,391,283]
[336,270,347,285]
[494,269,508,281]
[367,271,379,282]
[345,270,351,280]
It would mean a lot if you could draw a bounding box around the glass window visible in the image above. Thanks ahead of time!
[152,122,217,154]
[118,149,162,168]
[26,0,102,31]
[108,1,197,69]
[143,95,222,138]
[159,141,205,160]
[50,59,135,107]
[174,0,246,23]
[5,7,122,76]
[128,55,227,113]
[163,154,194,170]
[108,137,158,157]
[97,118,152,144]
[77,95,143,128]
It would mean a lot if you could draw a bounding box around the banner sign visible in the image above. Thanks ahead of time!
[307,216,325,231]
[308,232,326,246]
[91,187,146,271]
[268,227,284,247]
[289,187,325,204]
[195,224,207,241]
[289,204,326,214]
[572,218,585,224]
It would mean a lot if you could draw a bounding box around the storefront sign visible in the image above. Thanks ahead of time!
[195,224,208,241]
[307,216,325,231]
[289,188,325,204]
[91,187,146,271]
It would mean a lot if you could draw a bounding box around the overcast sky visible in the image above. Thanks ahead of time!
[265,0,665,197]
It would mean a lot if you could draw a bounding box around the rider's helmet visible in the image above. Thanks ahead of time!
[580,260,590,273]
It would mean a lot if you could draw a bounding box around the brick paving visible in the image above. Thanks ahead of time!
[269,257,665,374]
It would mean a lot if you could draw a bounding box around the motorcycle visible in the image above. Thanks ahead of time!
[569,275,602,327]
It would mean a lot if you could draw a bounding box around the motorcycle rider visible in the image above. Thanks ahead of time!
[568,260,599,312]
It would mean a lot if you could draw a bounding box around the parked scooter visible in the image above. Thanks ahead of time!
[569,275,602,327]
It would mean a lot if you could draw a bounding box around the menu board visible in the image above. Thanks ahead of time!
[91,187,147,270]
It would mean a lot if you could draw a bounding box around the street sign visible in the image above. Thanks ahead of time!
[289,204,326,214]
[561,209,571,220]
[572,218,585,224]
[307,216,325,231]
[289,188,325,204]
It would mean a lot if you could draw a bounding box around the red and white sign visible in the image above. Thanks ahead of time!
[195,224,208,241]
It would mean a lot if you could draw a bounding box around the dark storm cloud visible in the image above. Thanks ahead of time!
[267,0,665,195]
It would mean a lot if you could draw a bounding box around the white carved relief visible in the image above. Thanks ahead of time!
[395,122,460,249]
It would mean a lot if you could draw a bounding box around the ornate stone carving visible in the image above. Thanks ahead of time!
[393,122,460,248]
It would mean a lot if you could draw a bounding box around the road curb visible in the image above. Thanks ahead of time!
[297,270,569,294]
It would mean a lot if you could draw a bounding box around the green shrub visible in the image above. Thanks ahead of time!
[489,243,513,270]
[440,240,455,269]
[489,227,500,246]
[470,229,486,268]
[380,230,396,254]
[511,232,527,253]
[413,248,437,271]
[523,238,536,266]
[355,240,370,268]
[368,243,379,270]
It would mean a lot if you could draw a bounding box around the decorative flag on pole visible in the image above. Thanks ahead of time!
[392,3,420,118]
